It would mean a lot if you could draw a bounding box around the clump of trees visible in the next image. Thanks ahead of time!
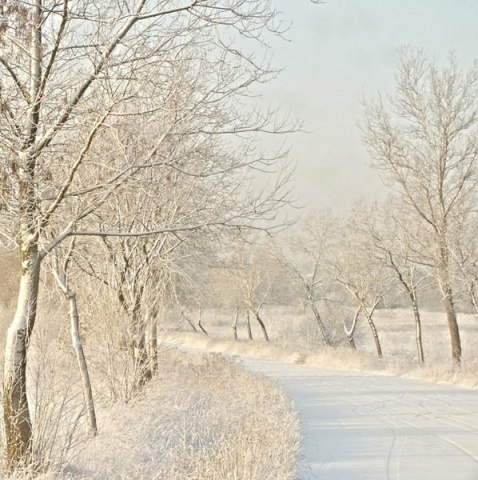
[196,49,478,370]
[362,48,478,363]
[0,0,314,472]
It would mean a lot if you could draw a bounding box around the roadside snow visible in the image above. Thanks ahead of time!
[37,350,298,480]
[239,357,478,480]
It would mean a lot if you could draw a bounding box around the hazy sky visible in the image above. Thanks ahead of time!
[261,1,478,213]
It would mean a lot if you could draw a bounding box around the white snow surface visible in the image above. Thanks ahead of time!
[238,357,478,480]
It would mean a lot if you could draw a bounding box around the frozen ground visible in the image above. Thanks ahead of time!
[239,357,478,480]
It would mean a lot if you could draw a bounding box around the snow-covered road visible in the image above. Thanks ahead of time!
[239,357,478,480]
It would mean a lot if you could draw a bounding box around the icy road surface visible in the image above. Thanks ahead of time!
[239,357,478,480]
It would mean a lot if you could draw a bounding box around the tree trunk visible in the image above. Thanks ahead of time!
[232,308,239,340]
[366,316,382,358]
[146,314,158,377]
[438,244,461,363]
[197,308,208,335]
[394,265,425,366]
[362,301,382,359]
[4,2,43,463]
[344,305,360,350]
[305,284,331,346]
[442,281,461,363]
[52,263,98,437]
[246,311,253,340]
[310,301,331,346]
[251,310,269,342]
[130,305,150,389]
[67,290,98,436]
[181,310,197,332]
[3,244,41,471]
[133,325,150,389]
[409,288,425,366]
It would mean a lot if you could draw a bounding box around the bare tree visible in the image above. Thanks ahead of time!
[328,215,392,358]
[362,48,478,363]
[358,201,432,365]
[243,267,271,342]
[0,0,313,469]
[273,213,337,347]
[50,240,97,437]
[343,304,361,350]
[222,244,272,341]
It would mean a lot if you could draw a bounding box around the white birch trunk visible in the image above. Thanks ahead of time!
[344,305,360,350]
[362,298,383,359]
[67,290,98,436]
[3,244,40,470]
[52,263,98,436]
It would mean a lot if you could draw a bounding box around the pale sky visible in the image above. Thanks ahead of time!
[261,1,478,213]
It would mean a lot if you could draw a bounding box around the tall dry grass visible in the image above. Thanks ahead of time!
[2,273,301,479]
[165,305,478,388]
[40,350,299,480]
[0,296,300,480]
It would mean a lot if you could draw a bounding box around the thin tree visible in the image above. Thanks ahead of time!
[51,240,97,437]
[362,201,432,365]
[362,48,478,363]
[344,305,361,350]
[273,213,337,347]
[328,215,391,358]
[234,247,272,342]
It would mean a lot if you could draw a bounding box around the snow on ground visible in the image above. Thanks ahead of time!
[239,357,478,480]
[34,350,299,480]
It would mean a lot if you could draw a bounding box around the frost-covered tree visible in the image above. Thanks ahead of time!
[362,48,478,363]
[0,0,315,469]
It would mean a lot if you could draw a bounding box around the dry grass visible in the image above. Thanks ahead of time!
[0,315,299,480]
[39,350,299,480]
[166,305,478,389]
[0,313,91,479]
[0,294,300,479]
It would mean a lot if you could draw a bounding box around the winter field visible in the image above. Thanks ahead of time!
[2,1,478,477]
[1,263,478,479]
[167,305,478,387]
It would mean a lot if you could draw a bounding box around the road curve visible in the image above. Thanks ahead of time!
[239,357,478,480]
